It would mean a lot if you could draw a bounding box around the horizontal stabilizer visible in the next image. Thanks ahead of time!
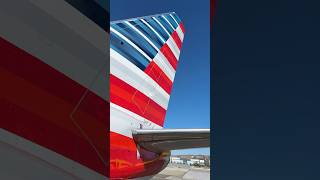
[132,129,210,153]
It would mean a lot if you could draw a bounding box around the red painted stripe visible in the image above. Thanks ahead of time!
[110,132,167,179]
[171,31,182,49]
[0,38,107,176]
[110,132,137,152]
[110,131,144,178]
[180,22,185,34]
[0,37,106,124]
[0,67,106,147]
[160,43,178,70]
[144,61,173,94]
[0,97,107,176]
[110,74,166,126]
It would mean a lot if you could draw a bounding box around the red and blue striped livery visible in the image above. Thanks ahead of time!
[110,12,185,178]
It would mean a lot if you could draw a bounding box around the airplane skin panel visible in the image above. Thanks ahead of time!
[0,0,108,178]
[110,12,185,179]
[0,36,107,177]
[0,129,105,180]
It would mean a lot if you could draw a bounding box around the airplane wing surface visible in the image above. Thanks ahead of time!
[132,129,210,153]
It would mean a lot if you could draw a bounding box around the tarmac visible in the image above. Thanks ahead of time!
[150,164,210,180]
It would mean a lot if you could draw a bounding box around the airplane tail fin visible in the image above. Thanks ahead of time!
[110,12,185,128]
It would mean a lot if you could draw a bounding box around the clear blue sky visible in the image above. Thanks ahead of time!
[111,0,210,155]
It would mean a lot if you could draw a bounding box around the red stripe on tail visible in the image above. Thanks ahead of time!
[144,61,173,94]
[179,22,185,34]
[171,31,182,49]
[160,44,178,70]
[0,37,106,124]
[110,74,166,127]
[0,37,107,176]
